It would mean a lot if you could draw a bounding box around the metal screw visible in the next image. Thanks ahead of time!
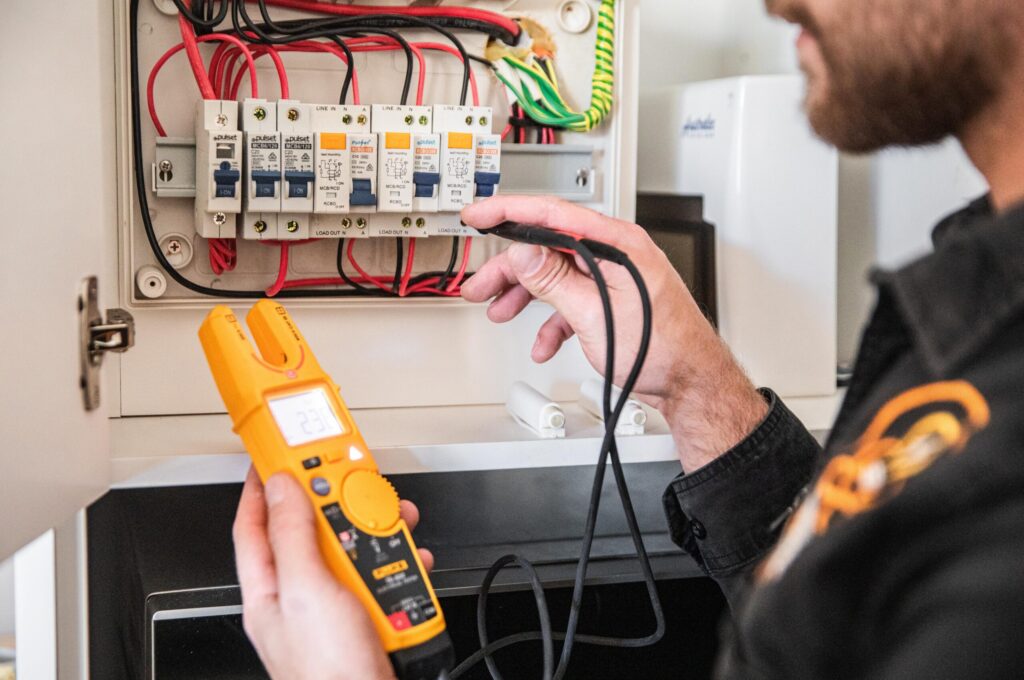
[465,116,474,126]
[356,217,367,228]
[404,115,414,125]
[401,217,412,228]
[342,114,352,125]
[253,107,267,121]
[213,212,227,226]
[166,239,182,254]
[415,217,426,228]
[418,115,429,126]
[216,113,228,126]
[357,114,367,125]
[158,159,173,183]
[341,218,352,228]
[254,220,267,233]
[286,220,299,233]
[479,116,488,126]
[287,108,299,121]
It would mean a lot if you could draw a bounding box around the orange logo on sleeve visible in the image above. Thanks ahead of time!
[757,381,990,584]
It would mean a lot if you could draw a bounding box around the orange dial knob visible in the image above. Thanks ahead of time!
[342,469,401,533]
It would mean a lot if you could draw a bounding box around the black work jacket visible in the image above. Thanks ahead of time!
[663,196,1024,679]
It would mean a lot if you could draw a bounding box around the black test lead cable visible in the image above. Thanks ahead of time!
[448,222,664,680]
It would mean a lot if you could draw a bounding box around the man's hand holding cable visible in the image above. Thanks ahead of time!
[460,196,768,472]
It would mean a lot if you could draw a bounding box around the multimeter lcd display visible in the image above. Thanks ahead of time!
[268,388,346,446]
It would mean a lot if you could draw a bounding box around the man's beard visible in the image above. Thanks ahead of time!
[780,0,1020,153]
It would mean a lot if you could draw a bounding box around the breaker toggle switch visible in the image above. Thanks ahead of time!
[252,170,280,198]
[350,178,377,207]
[413,171,440,198]
[214,161,241,198]
[474,171,501,198]
[285,170,315,198]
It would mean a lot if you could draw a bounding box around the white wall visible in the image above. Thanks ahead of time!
[637,0,989,364]
[0,558,13,638]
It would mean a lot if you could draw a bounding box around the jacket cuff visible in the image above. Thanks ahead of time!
[662,389,820,577]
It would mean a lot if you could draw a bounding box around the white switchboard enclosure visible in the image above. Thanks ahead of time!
[117,0,640,418]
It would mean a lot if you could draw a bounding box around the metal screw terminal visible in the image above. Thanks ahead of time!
[342,114,352,125]
[404,115,414,125]
[465,116,474,126]
[254,220,267,233]
[286,220,299,233]
[215,113,228,126]
[166,239,182,255]
[415,217,426,228]
[158,159,173,183]
[401,217,412,228]
[356,217,367,228]
[213,212,227,226]
[253,107,267,121]
[287,108,299,121]
[418,115,429,126]
[357,114,367,125]
[341,218,352,228]
[479,116,488,126]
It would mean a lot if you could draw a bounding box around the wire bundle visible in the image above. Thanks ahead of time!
[491,0,615,132]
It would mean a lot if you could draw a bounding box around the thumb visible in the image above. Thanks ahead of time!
[264,474,337,596]
[506,243,592,306]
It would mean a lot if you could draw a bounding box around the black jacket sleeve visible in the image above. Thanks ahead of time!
[662,389,822,606]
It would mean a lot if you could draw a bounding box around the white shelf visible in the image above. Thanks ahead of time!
[110,392,841,487]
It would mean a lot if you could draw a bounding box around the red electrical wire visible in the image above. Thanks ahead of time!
[398,238,416,296]
[147,34,260,136]
[256,0,521,41]
[446,236,473,292]
[235,46,289,99]
[208,237,237,274]
[226,46,289,100]
[178,12,216,99]
[407,278,463,296]
[265,243,290,296]
[346,240,393,293]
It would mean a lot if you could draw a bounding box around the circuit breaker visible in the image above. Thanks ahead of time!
[242,99,282,240]
[194,100,242,239]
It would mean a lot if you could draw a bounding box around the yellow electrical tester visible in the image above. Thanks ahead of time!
[199,300,453,678]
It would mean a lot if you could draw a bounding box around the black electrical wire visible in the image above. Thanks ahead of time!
[228,2,416,105]
[230,5,472,106]
[449,223,663,679]
[173,0,229,31]
[393,238,404,294]
[336,239,374,293]
[214,2,519,46]
[477,555,554,680]
[436,237,460,291]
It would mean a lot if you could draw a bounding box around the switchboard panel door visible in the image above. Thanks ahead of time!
[0,1,116,558]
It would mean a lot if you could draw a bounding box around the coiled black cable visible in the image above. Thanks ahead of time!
[448,223,663,680]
